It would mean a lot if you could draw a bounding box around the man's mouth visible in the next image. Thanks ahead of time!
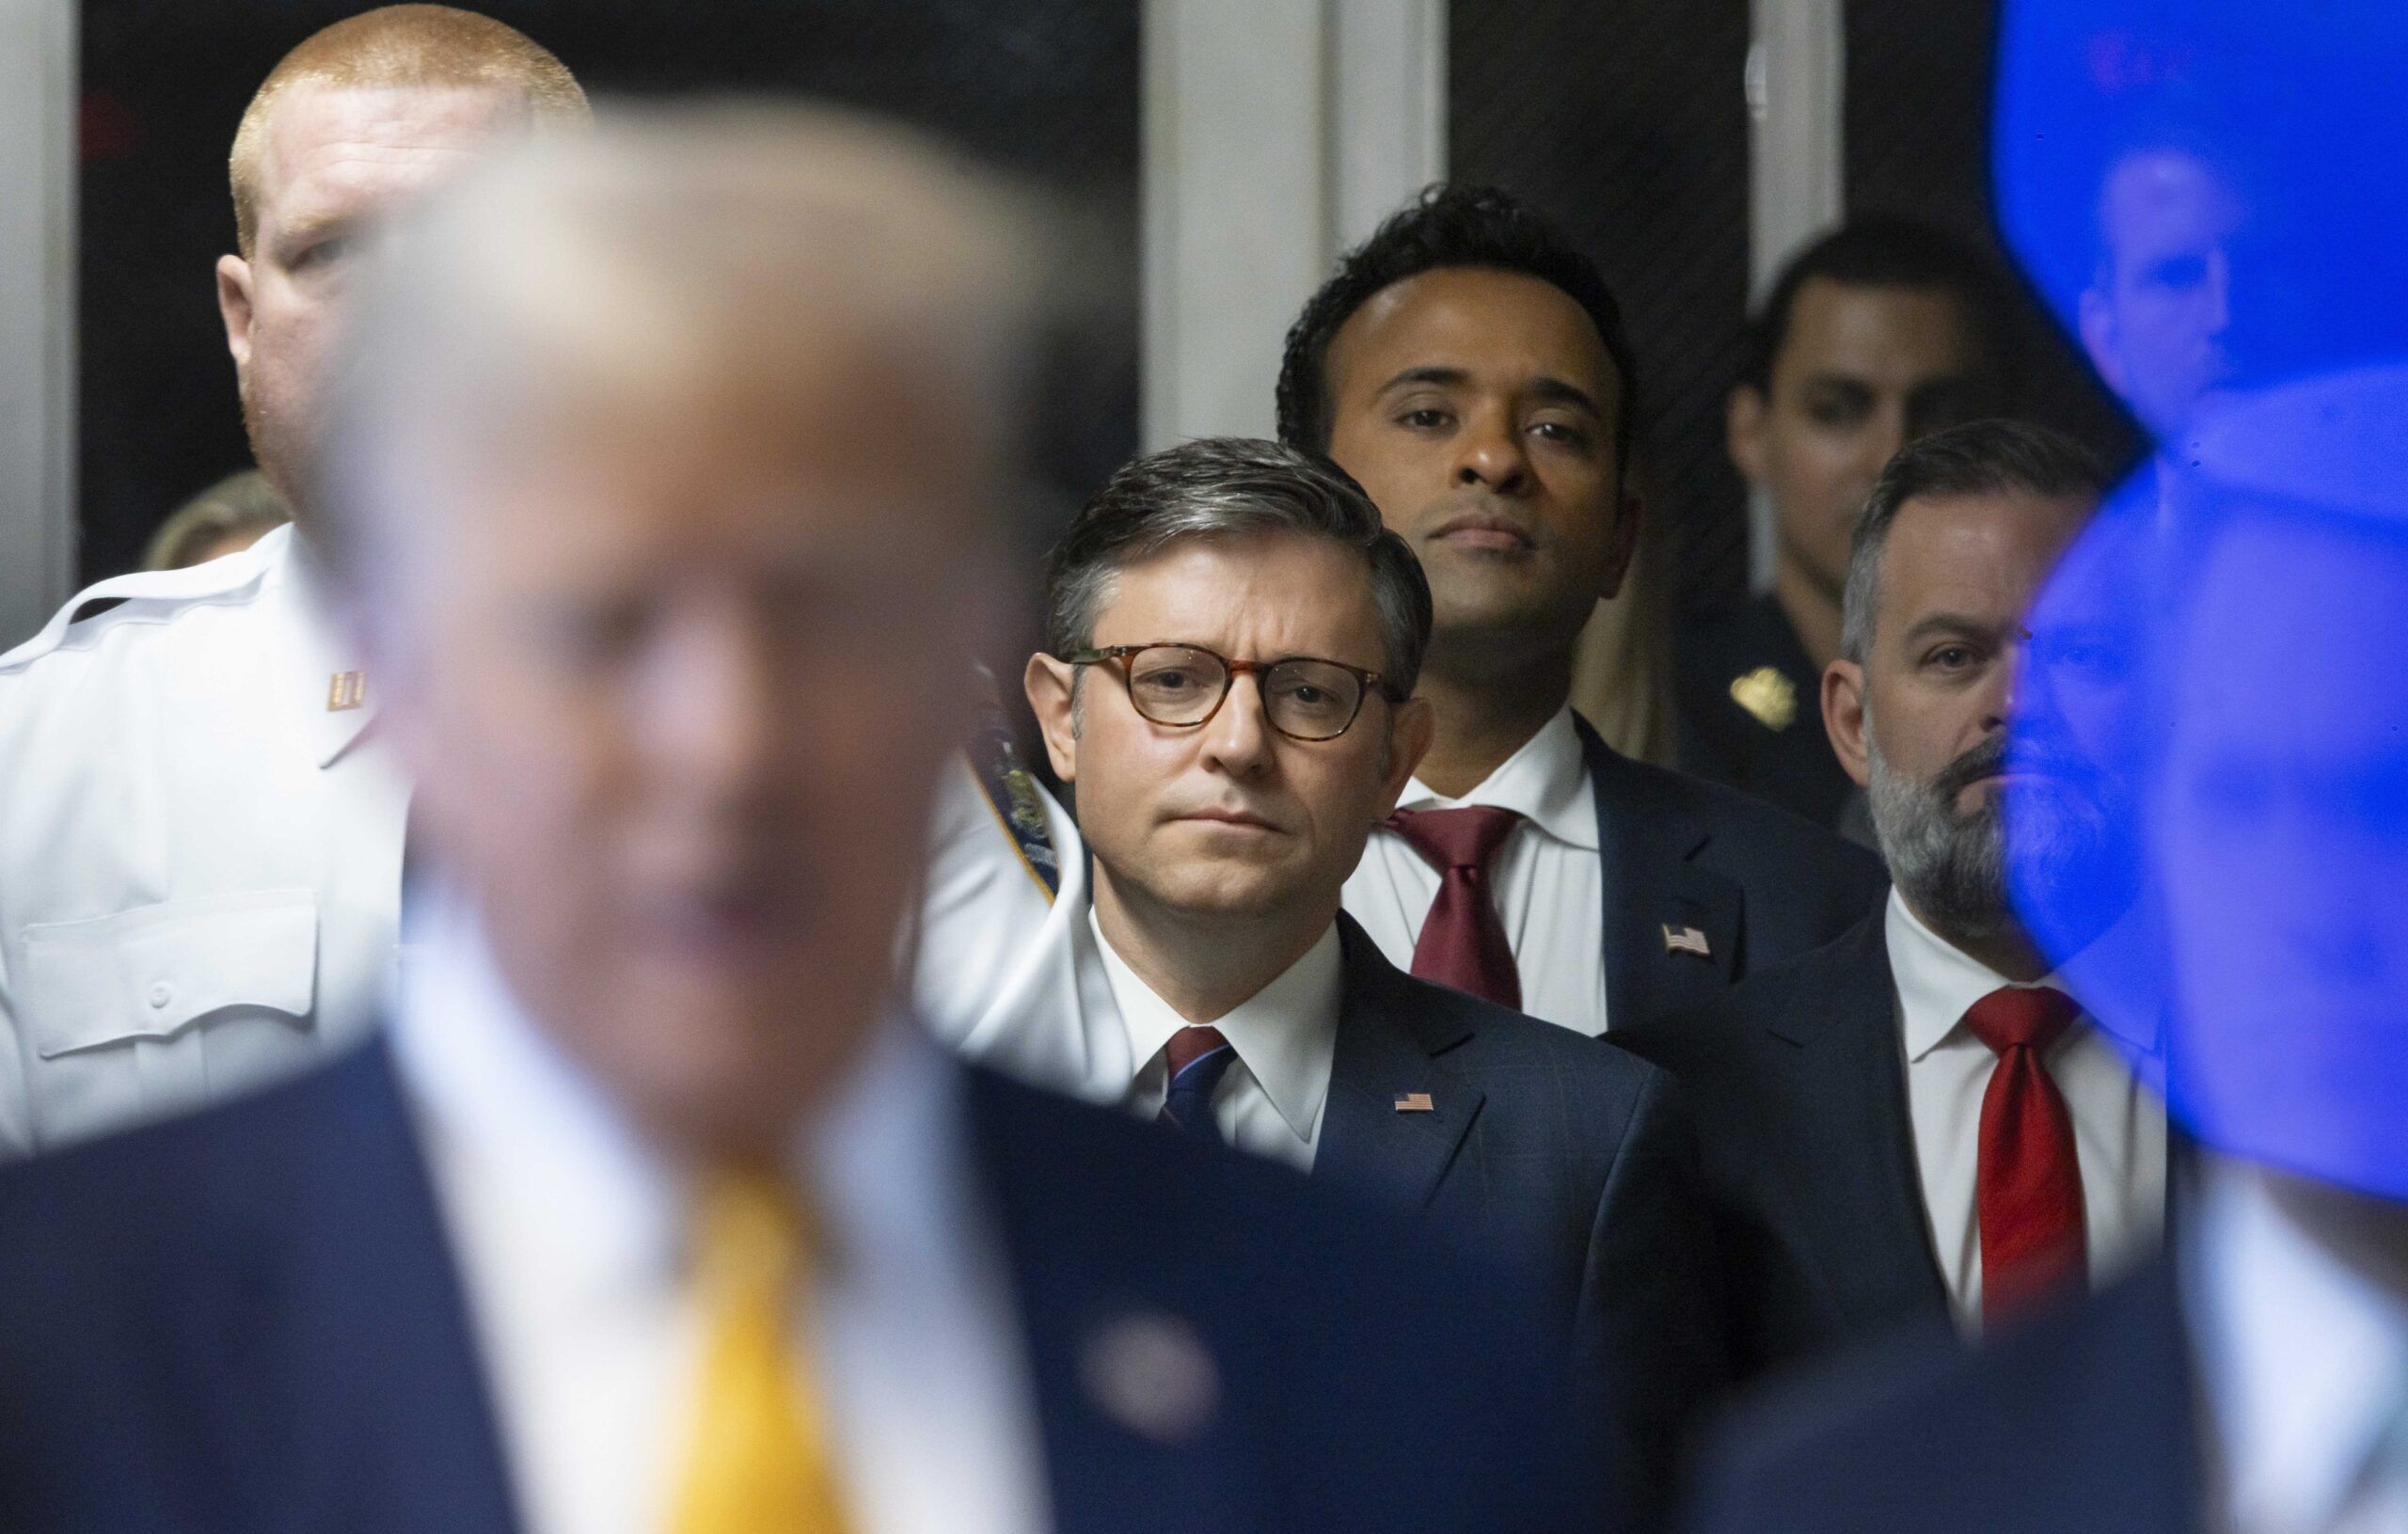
[1427,511,1536,553]
[1176,807,1284,832]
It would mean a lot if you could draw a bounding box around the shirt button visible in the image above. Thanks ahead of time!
[147,982,173,1009]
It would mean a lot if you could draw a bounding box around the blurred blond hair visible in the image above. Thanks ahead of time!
[144,467,293,571]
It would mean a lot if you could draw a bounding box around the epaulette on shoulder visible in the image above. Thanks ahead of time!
[963,661,1059,902]
[0,535,283,675]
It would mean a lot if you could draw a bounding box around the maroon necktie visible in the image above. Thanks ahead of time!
[1385,806,1524,1009]
[1964,986,2086,1326]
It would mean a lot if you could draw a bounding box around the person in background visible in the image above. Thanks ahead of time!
[0,105,1604,1534]
[1276,184,1885,1042]
[1624,419,2162,1386]
[939,435,1720,1528]
[142,467,293,571]
[1683,219,2014,834]
[0,5,588,1156]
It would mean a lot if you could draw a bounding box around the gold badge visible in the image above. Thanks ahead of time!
[327,671,367,712]
[1728,666,1796,731]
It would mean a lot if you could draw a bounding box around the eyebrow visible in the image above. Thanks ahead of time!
[1897,612,2008,648]
[1374,365,1604,416]
[272,208,356,255]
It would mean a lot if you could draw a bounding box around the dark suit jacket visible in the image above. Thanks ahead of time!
[1319,917,1726,1528]
[1616,912,1950,1383]
[1686,1259,2203,1534]
[1575,715,1887,1036]
[0,1041,1603,1534]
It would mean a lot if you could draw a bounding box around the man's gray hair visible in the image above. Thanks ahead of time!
[1841,418,2106,663]
[315,101,1044,619]
[1043,437,1434,695]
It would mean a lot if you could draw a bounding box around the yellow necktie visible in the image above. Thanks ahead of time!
[667,1171,853,1534]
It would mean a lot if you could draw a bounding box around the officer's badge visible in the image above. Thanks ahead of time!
[1728,666,1797,732]
[967,661,1061,900]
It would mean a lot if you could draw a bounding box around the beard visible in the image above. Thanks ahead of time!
[238,369,311,528]
[1867,725,2123,951]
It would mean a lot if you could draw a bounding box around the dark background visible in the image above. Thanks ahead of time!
[78,0,1141,582]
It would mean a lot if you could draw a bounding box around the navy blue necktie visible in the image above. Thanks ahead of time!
[1158,1025,1237,1143]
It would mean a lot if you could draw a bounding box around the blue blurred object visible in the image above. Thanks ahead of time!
[1997,0,2408,1202]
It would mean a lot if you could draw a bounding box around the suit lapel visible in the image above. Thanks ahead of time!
[1763,917,1953,1331]
[1578,717,1741,1031]
[1314,918,1485,1216]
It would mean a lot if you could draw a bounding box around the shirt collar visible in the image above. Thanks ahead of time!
[1089,908,1343,1145]
[1885,887,2079,1062]
[1393,704,1597,852]
[392,887,966,1296]
[2193,1160,2408,1534]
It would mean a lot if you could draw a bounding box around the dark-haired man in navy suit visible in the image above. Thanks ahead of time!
[0,108,1601,1534]
[959,435,1720,1528]
[1275,185,1886,1043]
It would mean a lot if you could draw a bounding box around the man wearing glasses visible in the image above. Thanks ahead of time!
[948,436,1721,1529]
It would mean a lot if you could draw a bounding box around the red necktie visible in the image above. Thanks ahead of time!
[1385,807,1524,1009]
[1964,987,2086,1326]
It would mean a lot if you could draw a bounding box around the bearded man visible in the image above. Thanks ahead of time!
[1620,419,2167,1384]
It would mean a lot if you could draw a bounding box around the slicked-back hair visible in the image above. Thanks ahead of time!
[1274,183,1638,483]
[1843,418,2105,664]
[1044,437,1434,696]
[1741,217,2016,395]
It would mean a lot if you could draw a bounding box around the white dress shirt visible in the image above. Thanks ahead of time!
[1886,889,2166,1325]
[1090,911,1343,1173]
[391,900,1049,1534]
[0,527,409,1154]
[1343,704,1608,1036]
[2193,1162,2408,1534]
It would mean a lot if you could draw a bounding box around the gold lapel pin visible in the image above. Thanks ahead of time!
[1661,924,1711,958]
[1394,1092,1435,1113]
[326,671,368,712]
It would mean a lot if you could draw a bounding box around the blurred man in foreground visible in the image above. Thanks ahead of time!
[947,436,1719,1525]
[1688,368,2408,1534]
[0,108,1601,1534]
[1626,420,2162,1386]
[1685,220,2012,832]
[1277,185,1885,1041]
[0,5,588,1155]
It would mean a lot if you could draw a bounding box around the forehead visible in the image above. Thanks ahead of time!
[253,82,526,230]
[1327,266,1617,399]
[1091,533,1386,660]
[2098,150,2245,265]
[1877,488,2089,625]
[1776,277,1977,381]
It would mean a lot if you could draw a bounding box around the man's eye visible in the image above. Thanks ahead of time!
[1136,670,1199,692]
[1397,408,1450,431]
[1804,395,1868,428]
[1929,644,1975,670]
[1529,419,1591,449]
[292,235,350,272]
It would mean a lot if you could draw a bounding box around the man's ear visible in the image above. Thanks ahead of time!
[1726,383,1769,486]
[1377,696,1436,815]
[2076,287,2126,395]
[1822,657,1873,789]
[216,254,258,372]
[1023,652,1082,785]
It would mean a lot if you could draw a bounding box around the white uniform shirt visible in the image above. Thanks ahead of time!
[393,899,1049,1534]
[0,528,409,1154]
[1091,911,1343,1173]
[911,755,1081,1042]
[1886,889,2166,1324]
[1343,704,1608,1036]
[2193,1162,2408,1534]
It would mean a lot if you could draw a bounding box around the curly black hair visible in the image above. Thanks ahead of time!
[1274,183,1638,479]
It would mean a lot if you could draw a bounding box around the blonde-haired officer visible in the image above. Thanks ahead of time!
[0,7,588,1154]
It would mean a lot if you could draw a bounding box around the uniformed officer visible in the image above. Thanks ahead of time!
[1683,219,2015,836]
[0,7,590,1154]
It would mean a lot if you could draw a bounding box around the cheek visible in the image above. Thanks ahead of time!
[1326,428,1428,523]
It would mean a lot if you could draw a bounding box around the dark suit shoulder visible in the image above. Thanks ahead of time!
[1619,750,1880,888]
[1689,1260,2198,1534]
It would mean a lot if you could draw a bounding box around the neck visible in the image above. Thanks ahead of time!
[1772,557,1845,673]
[1092,871,1332,1024]
[2259,1162,2408,1306]
[1412,644,1571,799]
[1907,894,2052,983]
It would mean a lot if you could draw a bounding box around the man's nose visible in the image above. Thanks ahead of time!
[1452,406,1530,493]
[640,610,782,802]
[1197,672,1276,778]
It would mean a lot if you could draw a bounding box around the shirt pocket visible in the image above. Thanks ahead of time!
[17,890,319,1059]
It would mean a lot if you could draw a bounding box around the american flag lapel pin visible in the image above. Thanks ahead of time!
[1661,924,1711,958]
[1394,1092,1434,1113]
[327,671,368,712]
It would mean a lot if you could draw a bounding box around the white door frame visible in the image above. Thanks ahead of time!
[0,0,78,649]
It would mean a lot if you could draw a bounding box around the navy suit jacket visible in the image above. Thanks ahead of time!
[0,1041,1604,1534]
[1318,918,1726,1528]
[1687,1258,2203,1534]
[1575,716,1887,1035]
[1617,912,1951,1382]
